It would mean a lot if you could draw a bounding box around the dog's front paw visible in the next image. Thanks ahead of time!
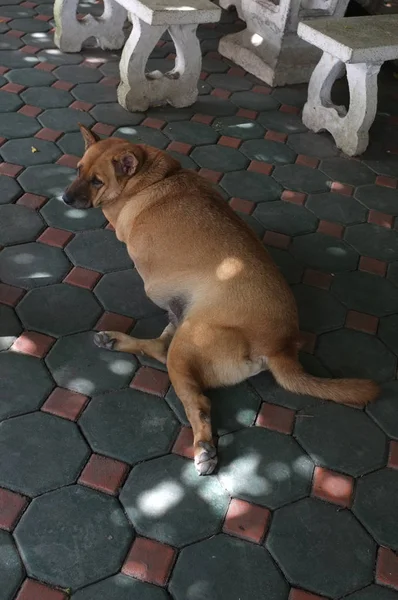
[195,441,218,476]
[94,331,116,350]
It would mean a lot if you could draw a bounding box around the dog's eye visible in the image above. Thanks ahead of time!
[91,176,103,188]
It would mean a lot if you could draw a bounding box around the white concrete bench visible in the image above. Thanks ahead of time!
[298,15,398,156]
[54,0,221,111]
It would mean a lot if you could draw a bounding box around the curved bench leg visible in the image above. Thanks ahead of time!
[54,0,127,53]
[118,16,167,112]
[303,51,382,156]
[118,18,201,111]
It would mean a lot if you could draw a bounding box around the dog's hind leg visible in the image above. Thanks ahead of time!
[167,336,217,476]
[94,323,175,365]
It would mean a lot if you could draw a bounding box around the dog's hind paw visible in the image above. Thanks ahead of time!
[195,441,218,476]
[94,331,116,350]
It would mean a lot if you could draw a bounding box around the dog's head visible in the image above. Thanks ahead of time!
[62,125,144,209]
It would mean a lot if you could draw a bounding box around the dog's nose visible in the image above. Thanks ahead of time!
[62,193,72,205]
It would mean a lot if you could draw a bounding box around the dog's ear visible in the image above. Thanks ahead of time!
[112,152,139,177]
[79,124,100,151]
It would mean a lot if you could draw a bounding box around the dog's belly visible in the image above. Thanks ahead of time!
[167,297,186,327]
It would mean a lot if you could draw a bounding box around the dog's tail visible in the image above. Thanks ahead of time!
[267,351,379,406]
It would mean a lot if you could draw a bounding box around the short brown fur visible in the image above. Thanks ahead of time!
[63,125,380,475]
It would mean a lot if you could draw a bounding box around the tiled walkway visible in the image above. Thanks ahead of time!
[1,1,398,599]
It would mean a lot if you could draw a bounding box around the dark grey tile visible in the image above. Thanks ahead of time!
[0,530,24,600]
[306,192,367,224]
[273,165,330,194]
[354,468,398,551]
[221,171,282,203]
[0,351,53,419]
[317,328,396,383]
[218,427,313,508]
[0,412,89,496]
[367,381,398,439]
[320,158,375,186]
[345,223,398,262]
[0,137,61,167]
[290,233,359,272]
[267,497,375,598]
[0,242,71,288]
[80,388,178,464]
[15,485,133,590]
[0,204,44,245]
[121,454,229,547]
[170,534,288,600]
[295,402,387,476]
[66,230,131,273]
[17,283,102,337]
[73,574,170,600]
[41,197,107,231]
[254,201,318,236]
[46,331,138,395]
[331,270,398,316]
[95,269,163,319]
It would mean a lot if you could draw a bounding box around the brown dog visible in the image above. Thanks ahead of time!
[63,125,379,475]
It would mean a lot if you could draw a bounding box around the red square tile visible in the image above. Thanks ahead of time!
[167,141,192,155]
[199,71,208,80]
[299,330,317,354]
[122,537,176,586]
[172,426,194,459]
[289,589,328,600]
[330,182,354,196]
[303,269,332,290]
[376,175,397,189]
[17,193,47,209]
[312,466,353,508]
[0,488,28,531]
[35,13,52,21]
[57,154,79,169]
[317,220,344,238]
[18,105,41,117]
[280,104,300,114]
[252,85,271,95]
[52,80,74,91]
[64,267,101,289]
[0,66,9,75]
[42,387,88,421]
[198,168,222,183]
[248,161,273,175]
[0,283,25,306]
[256,402,295,434]
[191,113,213,125]
[376,547,398,590]
[78,454,129,495]
[0,136,6,146]
[106,222,115,231]
[218,135,241,148]
[0,17,11,24]
[368,210,394,228]
[12,331,55,358]
[35,128,62,142]
[1,82,24,93]
[16,579,67,600]
[263,231,291,249]
[70,100,93,112]
[142,117,165,129]
[6,29,24,38]
[281,190,306,205]
[82,58,103,68]
[0,163,23,177]
[211,88,231,99]
[92,122,115,136]
[265,130,287,143]
[37,227,74,248]
[20,45,40,55]
[131,366,170,397]
[388,440,398,469]
[35,62,56,72]
[229,197,255,215]
[100,78,118,89]
[296,155,319,168]
[228,66,246,77]
[95,312,134,334]
[237,108,258,119]
[223,498,270,543]
[346,310,379,334]
[359,256,387,276]
[21,1,37,7]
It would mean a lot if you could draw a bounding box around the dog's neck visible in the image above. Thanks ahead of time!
[102,150,181,241]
